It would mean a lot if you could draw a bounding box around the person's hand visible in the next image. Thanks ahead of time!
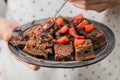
[67,0,110,12]
[0,17,40,71]
[0,17,19,41]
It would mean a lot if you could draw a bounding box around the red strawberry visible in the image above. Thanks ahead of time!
[57,36,69,44]
[77,19,89,29]
[74,14,83,20]
[33,28,40,35]
[69,27,76,37]
[85,24,95,33]
[69,23,86,39]
[59,25,69,34]
[56,17,64,26]
[73,19,79,25]
[69,27,85,39]
[74,39,85,46]
[73,14,83,25]
[74,35,85,39]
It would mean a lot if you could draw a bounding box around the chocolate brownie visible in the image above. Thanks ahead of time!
[75,39,95,61]
[54,42,73,61]
[86,28,107,49]
[10,35,29,48]
[23,39,53,59]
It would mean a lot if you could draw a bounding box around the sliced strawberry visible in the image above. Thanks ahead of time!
[74,14,83,20]
[69,27,76,37]
[74,39,85,46]
[33,28,40,35]
[74,35,85,39]
[59,25,69,34]
[77,19,89,29]
[85,24,95,33]
[57,36,69,44]
[69,27,85,39]
[56,17,64,26]
[73,19,80,25]
[73,14,83,25]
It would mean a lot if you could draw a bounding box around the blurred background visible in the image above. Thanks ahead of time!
[0,0,6,54]
[0,0,6,17]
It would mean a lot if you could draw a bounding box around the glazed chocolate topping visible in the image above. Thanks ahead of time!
[41,20,55,32]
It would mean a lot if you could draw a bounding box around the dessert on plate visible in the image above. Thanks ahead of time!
[10,13,107,61]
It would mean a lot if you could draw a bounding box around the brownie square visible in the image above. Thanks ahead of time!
[23,39,52,59]
[75,39,95,61]
[86,28,107,49]
[54,42,73,61]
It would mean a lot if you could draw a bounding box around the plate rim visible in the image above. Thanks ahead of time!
[8,18,115,68]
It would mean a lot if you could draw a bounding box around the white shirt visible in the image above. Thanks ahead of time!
[0,0,120,80]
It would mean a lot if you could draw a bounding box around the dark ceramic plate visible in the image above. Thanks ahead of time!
[8,18,115,68]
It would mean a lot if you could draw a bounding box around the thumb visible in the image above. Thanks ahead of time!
[3,29,13,42]
[23,62,40,71]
